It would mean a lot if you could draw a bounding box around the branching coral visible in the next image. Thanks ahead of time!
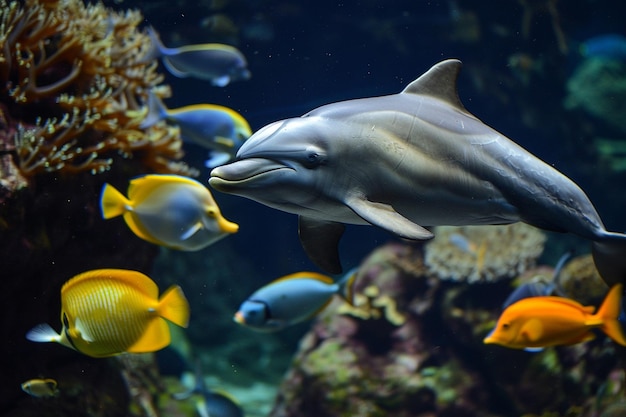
[0,0,194,180]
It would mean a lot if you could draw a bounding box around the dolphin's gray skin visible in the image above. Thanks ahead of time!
[210,59,626,284]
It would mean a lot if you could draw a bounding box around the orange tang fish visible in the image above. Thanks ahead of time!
[484,284,626,350]
[26,269,190,358]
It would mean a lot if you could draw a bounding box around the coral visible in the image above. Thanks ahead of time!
[424,224,546,283]
[271,241,625,417]
[564,58,626,135]
[0,0,194,185]
[557,254,607,305]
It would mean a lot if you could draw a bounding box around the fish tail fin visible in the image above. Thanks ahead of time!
[100,183,130,219]
[25,323,61,343]
[158,285,190,328]
[139,90,168,129]
[592,233,626,287]
[337,267,358,306]
[594,284,626,346]
[141,26,165,62]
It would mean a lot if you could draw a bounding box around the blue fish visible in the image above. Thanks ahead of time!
[173,361,244,417]
[145,27,250,87]
[580,34,626,60]
[141,92,252,168]
[234,269,356,332]
[501,252,572,309]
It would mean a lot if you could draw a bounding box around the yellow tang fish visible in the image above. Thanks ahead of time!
[484,284,626,350]
[100,174,239,251]
[26,269,190,358]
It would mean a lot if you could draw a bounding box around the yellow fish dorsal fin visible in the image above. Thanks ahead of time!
[62,269,160,300]
[127,174,203,202]
[126,318,171,354]
[539,296,587,310]
[520,318,543,343]
[157,285,190,328]
[271,271,335,285]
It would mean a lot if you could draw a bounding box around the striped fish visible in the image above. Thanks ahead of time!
[26,269,190,358]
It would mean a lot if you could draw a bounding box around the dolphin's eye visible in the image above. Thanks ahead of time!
[302,146,326,168]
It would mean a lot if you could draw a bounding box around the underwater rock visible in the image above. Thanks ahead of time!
[557,254,608,305]
[271,242,626,417]
[424,224,546,283]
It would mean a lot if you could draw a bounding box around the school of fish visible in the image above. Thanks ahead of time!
[22,25,626,415]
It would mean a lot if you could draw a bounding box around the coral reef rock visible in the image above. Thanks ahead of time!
[270,242,625,417]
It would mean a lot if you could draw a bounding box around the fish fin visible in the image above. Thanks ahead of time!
[141,26,165,62]
[298,216,345,274]
[214,136,235,148]
[402,59,468,113]
[139,90,168,129]
[337,268,358,306]
[204,152,232,169]
[25,323,61,343]
[592,234,626,287]
[345,195,434,240]
[212,75,231,87]
[523,347,544,353]
[180,222,203,241]
[74,317,95,342]
[195,398,210,417]
[100,183,131,219]
[594,284,626,346]
[126,318,171,353]
[158,285,190,328]
[162,57,191,78]
[520,318,543,342]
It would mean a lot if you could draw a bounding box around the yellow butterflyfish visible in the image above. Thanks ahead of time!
[26,269,190,358]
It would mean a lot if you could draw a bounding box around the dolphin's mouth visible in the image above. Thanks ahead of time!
[209,158,291,190]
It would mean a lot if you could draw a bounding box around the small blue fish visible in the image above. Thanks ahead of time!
[580,34,626,60]
[101,175,238,251]
[141,92,252,168]
[146,27,250,87]
[234,269,356,332]
[501,251,572,309]
[174,362,244,417]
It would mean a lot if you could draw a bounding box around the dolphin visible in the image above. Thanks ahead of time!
[209,59,626,284]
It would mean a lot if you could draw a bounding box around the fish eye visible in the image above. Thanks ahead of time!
[501,323,510,330]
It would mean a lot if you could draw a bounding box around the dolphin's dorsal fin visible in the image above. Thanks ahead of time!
[402,59,466,111]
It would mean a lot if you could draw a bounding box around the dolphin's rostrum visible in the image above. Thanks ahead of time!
[210,59,626,285]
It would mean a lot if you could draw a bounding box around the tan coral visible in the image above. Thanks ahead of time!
[424,223,546,283]
[0,0,194,180]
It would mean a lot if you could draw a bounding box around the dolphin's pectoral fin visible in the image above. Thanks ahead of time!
[346,195,434,240]
[298,216,345,274]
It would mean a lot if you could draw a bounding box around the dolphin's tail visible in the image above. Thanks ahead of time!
[592,232,626,287]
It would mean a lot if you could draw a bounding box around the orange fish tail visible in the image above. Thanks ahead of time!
[100,184,130,219]
[158,285,190,328]
[595,284,626,346]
